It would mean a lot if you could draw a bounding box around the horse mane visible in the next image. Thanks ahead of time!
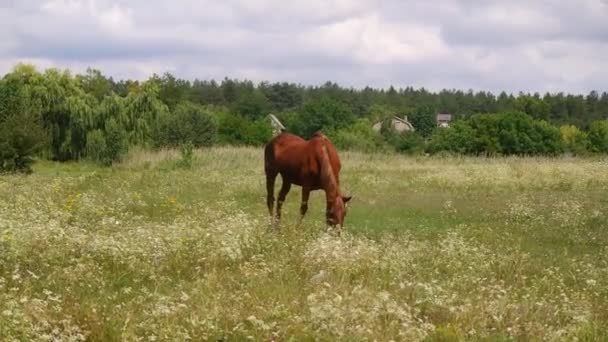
[318,143,339,203]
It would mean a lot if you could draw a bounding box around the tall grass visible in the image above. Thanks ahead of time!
[1,147,607,340]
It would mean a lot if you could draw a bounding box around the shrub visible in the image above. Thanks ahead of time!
[560,125,589,155]
[588,120,608,153]
[392,131,426,154]
[217,113,272,146]
[381,126,425,155]
[295,97,354,138]
[153,102,217,148]
[427,121,475,154]
[177,142,194,169]
[85,118,128,166]
[0,113,47,173]
[427,112,562,156]
[329,119,386,152]
[408,106,437,138]
[85,129,107,164]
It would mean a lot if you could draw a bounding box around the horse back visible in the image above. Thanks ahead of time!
[265,132,341,187]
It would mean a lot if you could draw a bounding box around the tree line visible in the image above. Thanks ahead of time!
[1,63,608,173]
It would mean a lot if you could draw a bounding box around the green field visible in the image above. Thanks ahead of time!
[1,147,608,341]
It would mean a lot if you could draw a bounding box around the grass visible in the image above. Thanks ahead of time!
[1,146,607,341]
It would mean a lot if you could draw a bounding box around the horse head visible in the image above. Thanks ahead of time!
[326,194,352,228]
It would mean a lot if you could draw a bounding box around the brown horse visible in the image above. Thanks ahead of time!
[264,131,351,231]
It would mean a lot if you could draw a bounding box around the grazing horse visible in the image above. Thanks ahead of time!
[264,131,351,231]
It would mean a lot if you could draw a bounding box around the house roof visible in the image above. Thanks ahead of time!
[437,113,452,121]
[391,116,412,125]
[373,115,412,125]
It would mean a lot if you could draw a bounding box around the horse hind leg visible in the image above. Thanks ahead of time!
[266,172,277,223]
[276,178,291,222]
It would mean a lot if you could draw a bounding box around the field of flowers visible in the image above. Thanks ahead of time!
[1,147,607,341]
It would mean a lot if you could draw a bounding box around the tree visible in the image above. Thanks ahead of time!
[515,95,550,121]
[158,72,190,109]
[232,90,271,120]
[427,112,562,156]
[408,105,436,138]
[124,81,169,145]
[153,102,217,148]
[560,125,589,155]
[427,121,476,154]
[78,68,112,101]
[217,113,271,146]
[296,97,354,138]
[0,113,47,173]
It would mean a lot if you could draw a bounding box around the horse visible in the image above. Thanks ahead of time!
[264,131,352,232]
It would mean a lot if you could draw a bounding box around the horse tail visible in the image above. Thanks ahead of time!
[264,140,275,175]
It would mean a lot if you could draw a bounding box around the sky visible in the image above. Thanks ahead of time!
[1,0,607,94]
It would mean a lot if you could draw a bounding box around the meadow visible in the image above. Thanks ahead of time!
[1,147,607,341]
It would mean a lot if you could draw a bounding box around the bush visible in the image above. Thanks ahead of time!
[329,119,386,152]
[217,113,272,146]
[85,118,128,166]
[177,142,194,169]
[294,97,354,138]
[392,131,426,154]
[85,130,107,164]
[588,120,608,153]
[408,106,437,138]
[560,125,589,155]
[427,121,475,154]
[153,102,217,148]
[0,113,47,173]
[381,126,425,155]
[427,112,562,156]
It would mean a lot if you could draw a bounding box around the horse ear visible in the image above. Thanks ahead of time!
[342,195,352,203]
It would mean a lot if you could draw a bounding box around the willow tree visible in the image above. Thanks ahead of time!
[124,81,169,146]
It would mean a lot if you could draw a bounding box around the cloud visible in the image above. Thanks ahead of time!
[0,0,607,94]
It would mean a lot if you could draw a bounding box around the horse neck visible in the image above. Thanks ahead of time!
[319,145,340,204]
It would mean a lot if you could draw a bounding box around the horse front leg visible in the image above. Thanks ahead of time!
[298,186,311,226]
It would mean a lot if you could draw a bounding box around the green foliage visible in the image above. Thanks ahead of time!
[408,106,437,138]
[514,95,550,120]
[560,125,589,155]
[367,103,397,123]
[124,82,169,146]
[3,62,608,167]
[588,120,608,153]
[259,81,303,111]
[104,118,128,164]
[428,112,562,156]
[153,102,217,148]
[328,119,386,152]
[427,121,476,154]
[232,90,271,120]
[389,131,426,154]
[471,111,562,155]
[85,130,107,164]
[217,113,272,146]
[378,119,426,154]
[177,142,195,169]
[0,113,47,173]
[295,97,354,138]
[85,118,128,166]
[77,68,112,101]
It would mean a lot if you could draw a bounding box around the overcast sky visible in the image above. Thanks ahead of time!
[1,0,607,94]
